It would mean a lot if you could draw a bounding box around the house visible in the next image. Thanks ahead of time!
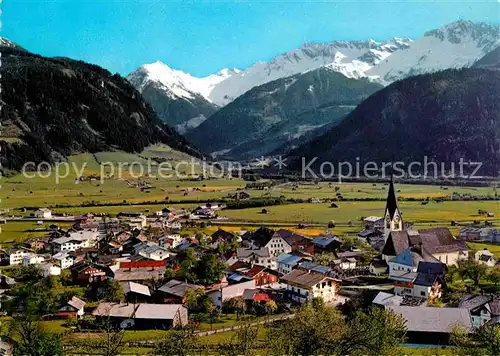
[22,253,45,266]
[39,262,62,277]
[138,244,170,261]
[158,279,204,304]
[381,179,469,265]
[92,303,188,329]
[276,229,315,254]
[52,231,100,253]
[211,229,236,245]
[5,249,31,265]
[459,294,500,327]
[311,235,342,253]
[159,234,182,248]
[297,261,332,275]
[387,306,472,344]
[276,254,305,275]
[281,269,340,305]
[388,246,440,278]
[206,280,256,309]
[70,261,107,285]
[122,281,151,303]
[369,258,388,276]
[117,212,147,228]
[226,261,279,286]
[237,248,275,270]
[486,229,500,243]
[475,249,497,267]
[34,208,52,219]
[57,296,86,318]
[364,216,384,231]
[25,238,50,251]
[333,257,357,270]
[52,251,76,269]
[241,228,292,258]
[243,288,272,305]
[391,261,445,300]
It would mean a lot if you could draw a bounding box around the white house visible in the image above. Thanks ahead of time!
[138,244,170,261]
[475,249,497,267]
[39,262,62,277]
[7,249,30,265]
[167,221,182,230]
[34,208,52,219]
[52,251,76,269]
[276,254,304,275]
[58,296,86,318]
[206,280,256,309]
[281,269,341,304]
[52,230,100,253]
[23,253,45,266]
[159,234,182,248]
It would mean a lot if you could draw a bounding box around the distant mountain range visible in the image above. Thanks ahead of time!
[185,67,383,159]
[287,68,500,176]
[0,44,199,171]
[129,20,499,160]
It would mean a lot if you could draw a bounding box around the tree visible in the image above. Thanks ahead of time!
[185,288,214,314]
[8,319,63,356]
[95,279,124,302]
[218,323,260,356]
[457,255,488,286]
[222,296,247,320]
[154,326,198,356]
[486,266,500,288]
[263,300,278,315]
[193,253,227,285]
[339,307,407,355]
[451,324,500,356]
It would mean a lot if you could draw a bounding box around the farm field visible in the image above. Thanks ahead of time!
[220,201,499,225]
[2,150,497,213]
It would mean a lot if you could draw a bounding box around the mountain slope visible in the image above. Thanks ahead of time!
[473,46,500,70]
[288,68,500,176]
[208,38,411,106]
[186,67,383,159]
[0,43,199,171]
[127,62,238,131]
[367,20,499,83]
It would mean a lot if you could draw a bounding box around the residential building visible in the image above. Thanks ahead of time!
[311,235,342,253]
[52,251,76,269]
[486,229,500,243]
[122,281,151,303]
[276,254,305,275]
[58,296,86,318]
[364,216,384,231]
[5,249,31,265]
[34,208,52,219]
[158,279,204,304]
[391,261,445,300]
[22,253,45,266]
[459,294,500,327]
[39,262,62,277]
[52,231,100,253]
[92,303,188,329]
[281,269,340,304]
[206,280,256,309]
[138,244,170,261]
[369,258,388,276]
[388,246,440,278]
[475,249,497,267]
[70,261,107,285]
[226,261,279,286]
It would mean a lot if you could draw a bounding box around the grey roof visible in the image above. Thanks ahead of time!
[372,292,403,307]
[122,281,151,296]
[237,247,270,258]
[276,253,303,265]
[67,296,86,310]
[113,267,166,282]
[92,302,186,320]
[298,261,331,274]
[158,279,202,297]
[387,306,472,333]
[459,294,494,312]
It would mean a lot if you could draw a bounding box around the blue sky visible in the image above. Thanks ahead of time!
[3,1,499,76]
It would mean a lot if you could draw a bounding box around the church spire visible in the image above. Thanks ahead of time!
[385,173,399,219]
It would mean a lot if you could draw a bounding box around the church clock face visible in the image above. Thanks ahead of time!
[394,215,400,224]
[386,216,391,224]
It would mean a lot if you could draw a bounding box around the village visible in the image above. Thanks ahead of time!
[0,177,498,355]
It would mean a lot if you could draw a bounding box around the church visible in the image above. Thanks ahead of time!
[381,177,469,268]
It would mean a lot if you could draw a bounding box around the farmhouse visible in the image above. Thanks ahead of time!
[57,296,86,318]
[52,231,100,253]
[158,279,204,304]
[206,279,256,309]
[34,208,52,219]
[280,269,340,304]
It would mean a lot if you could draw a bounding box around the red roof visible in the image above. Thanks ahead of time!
[246,265,266,278]
[253,293,270,302]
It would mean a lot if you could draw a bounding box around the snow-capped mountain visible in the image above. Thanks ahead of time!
[127,61,239,102]
[207,38,412,106]
[367,20,500,83]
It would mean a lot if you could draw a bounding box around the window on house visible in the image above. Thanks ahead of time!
[420,291,426,296]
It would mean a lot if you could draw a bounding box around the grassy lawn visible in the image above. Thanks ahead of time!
[0,220,72,244]
[467,241,500,258]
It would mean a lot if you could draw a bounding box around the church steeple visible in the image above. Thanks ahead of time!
[384,174,403,240]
